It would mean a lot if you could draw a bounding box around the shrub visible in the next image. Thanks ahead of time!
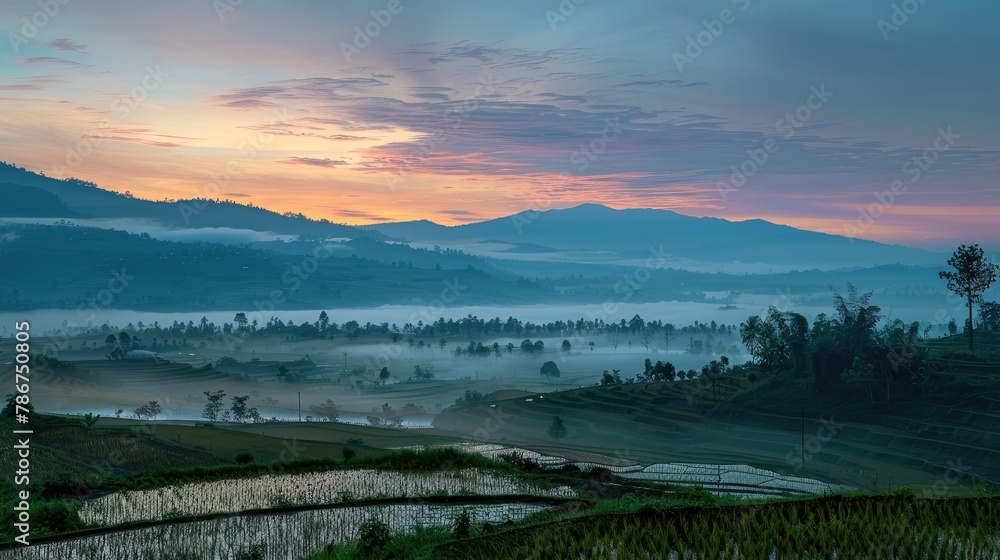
[356,517,391,558]
[453,509,472,539]
[234,543,265,560]
[889,486,915,498]
[540,361,561,377]
[234,453,254,465]
[32,500,86,536]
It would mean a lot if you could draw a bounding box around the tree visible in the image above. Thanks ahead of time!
[746,371,758,406]
[640,331,655,353]
[118,331,132,350]
[980,301,1000,332]
[739,316,762,364]
[413,364,435,380]
[830,284,882,359]
[940,244,999,352]
[843,357,878,406]
[202,390,226,421]
[600,369,622,386]
[318,310,330,334]
[561,339,571,352]
[540,361,560,378]
[81,412,100,429]
[639,359,676,383]
[229,395,253,422]
[134,400,160,420]
[3,393,34,419]
[104,334,117,347]
[663,323,676,352]
[309,399,340,421]
[379,367,391,384]
[234,312,249,335]
[702,358,729,401]
[547,416,568,441]
[520,339,544,354]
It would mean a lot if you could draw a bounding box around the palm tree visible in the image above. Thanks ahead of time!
[740,315,762,364]
[831,284,881,357]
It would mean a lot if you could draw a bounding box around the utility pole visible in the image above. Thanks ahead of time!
[298,391,301,422]
[800,406,805,471]
[342,351,349,374]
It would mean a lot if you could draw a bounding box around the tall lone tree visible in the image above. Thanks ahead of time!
[939,244,999,353]
[547,416,568,441]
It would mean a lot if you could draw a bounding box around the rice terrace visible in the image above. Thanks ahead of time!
[2,0,1000,558]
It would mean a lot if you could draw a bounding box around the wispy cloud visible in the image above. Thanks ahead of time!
[21,56,93,70]
[45,38,89,55]
[278,157,348,168]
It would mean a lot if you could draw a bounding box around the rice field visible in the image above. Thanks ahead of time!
[396,443,644,472]
[439,496,1000,559]
[619,463,854,497]
[453,443,644,472]
[79,468,575,526]
[3,502,549,560]
[400,444,850,496]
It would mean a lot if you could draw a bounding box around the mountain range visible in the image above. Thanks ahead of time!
[0,162,958,312]
[371,203,941,271]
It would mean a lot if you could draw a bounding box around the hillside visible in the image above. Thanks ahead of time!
[434,335,1000,491]
[0,163,381,240]
[0,223,546,311]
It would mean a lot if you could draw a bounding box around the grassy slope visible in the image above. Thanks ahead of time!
[434,334,1000,492]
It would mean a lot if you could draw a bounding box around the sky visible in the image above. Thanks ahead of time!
[0,0,997,250]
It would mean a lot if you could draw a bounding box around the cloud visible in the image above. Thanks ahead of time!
[325,134,375,141]
[82,134,184,148]
[0,83,45,92]
[438,210,480,216]
[45,38,89,55]
[20,57,94,70]
[218,99,282,111]
[332,209,392,221]
[278,157,348,168]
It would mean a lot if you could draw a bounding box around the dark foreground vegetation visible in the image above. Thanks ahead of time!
[317,494,1000,560]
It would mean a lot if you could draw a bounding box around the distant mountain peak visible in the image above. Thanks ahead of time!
[566,202,613,211]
